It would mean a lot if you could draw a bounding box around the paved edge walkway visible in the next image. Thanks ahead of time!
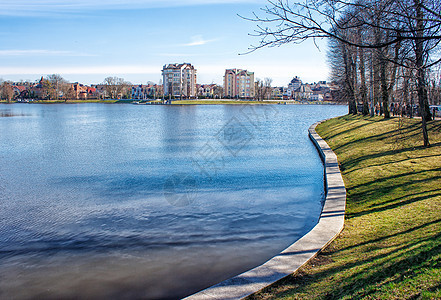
[184,121,347,300]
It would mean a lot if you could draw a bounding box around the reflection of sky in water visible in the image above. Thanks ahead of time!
[0,103,346,299]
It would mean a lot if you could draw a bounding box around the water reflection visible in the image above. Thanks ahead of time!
[161,105,198,154]
[0,109,31,117]
[0,103,346,299]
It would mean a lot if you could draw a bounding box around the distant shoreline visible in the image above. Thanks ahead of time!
[0,99,345,105]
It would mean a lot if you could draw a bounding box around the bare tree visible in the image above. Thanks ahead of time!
[255,78,264,100]
[429,66,441,105]
[47,74,69,101]
[328,28,358,113]
[1,81,15,103]
[246,0,441,146]
[245,0,441,50]
[358,43,370,115]
[65,85,77,100]
[59,83,72,101]
[103,76,130,99]
[40,78,52,100]
[0,78,3,101]
[157,81,164,100]
[263,77,273,100]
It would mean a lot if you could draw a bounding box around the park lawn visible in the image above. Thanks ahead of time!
[248,115,441,299]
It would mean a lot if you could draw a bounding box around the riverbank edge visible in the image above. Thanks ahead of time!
[184,120,347,300]
[0,100,343,105]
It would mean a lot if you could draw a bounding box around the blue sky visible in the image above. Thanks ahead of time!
[0,0,329,86]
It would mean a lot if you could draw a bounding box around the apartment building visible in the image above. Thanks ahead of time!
[272,87,286,100]
[223,69,255,99]
[285,76,303,99]
[162,63,197,99]
[131,84,162,100]
[197,84,216,98]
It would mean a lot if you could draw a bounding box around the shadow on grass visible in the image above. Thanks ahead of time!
[407,283,441,300]
[331,121,435,154]
[345,152,441,175]
[318,116,375,141]
[346,190,441,219]
[429,121,441,132]
[347,167,441,197]
[332,235,441,299]
[341,146,441,177]
[337,218,441,253]
[248,228,441,300]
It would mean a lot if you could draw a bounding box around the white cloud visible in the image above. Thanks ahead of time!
[182,35,219,47]
[0,65,159,75]
[158,53,199,57]
[0,49,94,57]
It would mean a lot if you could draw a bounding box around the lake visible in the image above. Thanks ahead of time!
[0,103,346,299]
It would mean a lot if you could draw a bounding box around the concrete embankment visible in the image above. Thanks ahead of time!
[184,121,347,300]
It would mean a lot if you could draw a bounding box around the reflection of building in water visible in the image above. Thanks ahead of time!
[162,63,197,99]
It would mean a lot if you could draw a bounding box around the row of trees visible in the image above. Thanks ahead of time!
[248,0,441,146]
[102,76,132,99]
[2,75,276,101]
[2,75,239,101]
[255,77,273,100]
[1,75,78,101]
[0,75,135,101]
[41,74,72,101]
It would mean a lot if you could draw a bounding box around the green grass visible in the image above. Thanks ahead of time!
[169,100,337,105]
[248,115,441,299]
[169,100,280,105]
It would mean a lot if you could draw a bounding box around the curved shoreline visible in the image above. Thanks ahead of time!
[184,120,347,300]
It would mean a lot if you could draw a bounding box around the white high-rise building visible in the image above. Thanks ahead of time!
[162,63,197,99]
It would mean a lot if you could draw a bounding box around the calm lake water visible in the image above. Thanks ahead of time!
[0,103,346,299]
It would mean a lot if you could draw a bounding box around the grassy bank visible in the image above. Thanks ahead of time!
[170,100,279,105]
[169,100,336,105]
[248,115,441,299]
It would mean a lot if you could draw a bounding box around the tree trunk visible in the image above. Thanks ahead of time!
[403,69,409,117]
[343,46,353,114]
[379,49,390,119]
[344,45,357,115]
[351,48,358,115]
[358,46,369,115]
[415,0,430,147]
